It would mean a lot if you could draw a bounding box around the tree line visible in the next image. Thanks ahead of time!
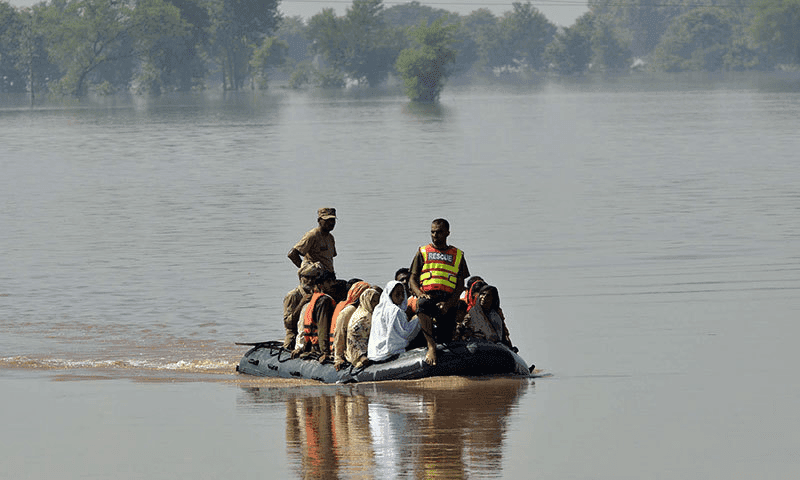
[1,0,799,100]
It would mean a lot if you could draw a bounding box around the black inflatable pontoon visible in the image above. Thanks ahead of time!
[236,339,534,384]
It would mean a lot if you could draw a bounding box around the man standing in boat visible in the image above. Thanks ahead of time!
[288,207,337,276]
[409,218,470,364]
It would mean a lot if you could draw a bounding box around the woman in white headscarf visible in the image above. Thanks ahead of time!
[346,288,381,369]
[368,280,436,364]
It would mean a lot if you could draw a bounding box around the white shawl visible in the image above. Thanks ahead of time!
[368,280,419,362]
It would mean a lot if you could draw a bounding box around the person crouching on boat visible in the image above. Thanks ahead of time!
[345,288,381,369]
[292,270,337,362]
[282,262,323,349]
[368,280,437,365]
[332,281,372,371]
[460,284,515,351]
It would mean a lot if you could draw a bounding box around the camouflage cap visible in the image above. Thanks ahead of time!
[298,262,323,279]
[317,207,336,220]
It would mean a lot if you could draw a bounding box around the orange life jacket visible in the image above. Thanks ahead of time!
[330,301,347,344]
[407,295,418,313]
[303,292,334,345]
[419,245,463,293]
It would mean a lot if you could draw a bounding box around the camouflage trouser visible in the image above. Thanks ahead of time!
[283,331,297,350]
[283,315,298,349]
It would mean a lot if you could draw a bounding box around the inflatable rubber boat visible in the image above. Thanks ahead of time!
[236,339,534,384]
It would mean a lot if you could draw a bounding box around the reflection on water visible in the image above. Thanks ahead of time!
[239,378,529,479]
[401,101,450,122]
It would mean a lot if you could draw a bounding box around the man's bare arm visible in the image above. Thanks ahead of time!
[288,248,302,268]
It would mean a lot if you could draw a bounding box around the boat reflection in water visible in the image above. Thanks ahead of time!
[239,377,531,478]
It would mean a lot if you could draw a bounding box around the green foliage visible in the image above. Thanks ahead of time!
[276,16,311,67]
[546,12,632,74]
[249,36,288,89]
[38,0,186,97]
[752,0,800,65]
[307,0,404,87]
[591,18,633,71]
[210,0,281,91]
[1,0,796,98]
[143,0,210,92]
[459,8,496,73]
[384,1,450,28]
[0,1,27,92]
[478,2,555,72]
[589,0,751,57]
[288,61,312,88]
[313,66,346,88]
[651,8,756,71]
[546,14,593,75]
[395,18,457,103]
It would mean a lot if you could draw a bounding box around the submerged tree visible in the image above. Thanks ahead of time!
[249,36,288,89]
[0,1,27,92]
[651,8,754,71]
[395,18,457,103]
[752,0,800,65]
[545,12,632,74]
[38,0,186,97]
[478,2,555,72]
[209,0,281,91]
[546,13,593,75]
[307,0,403,86]
[139,0,210,93]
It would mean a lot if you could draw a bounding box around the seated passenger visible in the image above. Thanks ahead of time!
[461,284,514,349]
[331,281,372,371]
[281,262,322,349]
[462,276,486,311]
[368,280,436,365]
[395,267,418,318]
[345,288,381,369]
[462,276,484,298]
[331,279,350,303]
[291,270,337,362]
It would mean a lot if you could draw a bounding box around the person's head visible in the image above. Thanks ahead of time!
[331,279,349,302]
[298,262,323,293]
[390,282,406,306]
[360,288,381,312]
[317,207,337,233]
[394,268,411,295]
[469,280,486,298]
[382,280,407,311]
[316,270,337,294]
[466,276,484,290]
[478,285,499,312]
[430,218,450,249]
[346,281,372,307]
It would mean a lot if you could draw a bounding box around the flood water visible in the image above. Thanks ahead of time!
[2,74,800,479]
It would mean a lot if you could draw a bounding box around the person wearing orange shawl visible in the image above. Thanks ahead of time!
[331,281,372,370]
[463,277,486,311]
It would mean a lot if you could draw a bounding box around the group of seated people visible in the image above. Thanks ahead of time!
[282,263,515,371]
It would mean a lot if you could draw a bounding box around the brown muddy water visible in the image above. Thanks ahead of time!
[2,76,800,478]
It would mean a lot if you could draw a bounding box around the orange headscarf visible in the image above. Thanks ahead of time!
[464,280,487,311]
[331,281,372,335]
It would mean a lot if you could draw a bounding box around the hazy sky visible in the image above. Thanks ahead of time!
[8,0,589,27]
